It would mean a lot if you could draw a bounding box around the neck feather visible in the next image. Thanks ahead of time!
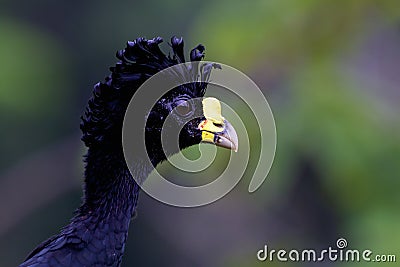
[69,146,153,265]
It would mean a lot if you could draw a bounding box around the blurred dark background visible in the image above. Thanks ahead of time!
[1,1,399,266]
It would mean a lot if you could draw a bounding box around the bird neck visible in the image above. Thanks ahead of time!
[67,146,154,265]
[80,145,154,215]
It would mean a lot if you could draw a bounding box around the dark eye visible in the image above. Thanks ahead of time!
[175,100,193,117]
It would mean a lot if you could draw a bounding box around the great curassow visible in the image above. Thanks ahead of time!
[19,36,238,267]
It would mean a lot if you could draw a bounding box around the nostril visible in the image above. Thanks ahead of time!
[213,122,223,128]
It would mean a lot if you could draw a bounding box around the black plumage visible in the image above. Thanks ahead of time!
[19,36,218,267]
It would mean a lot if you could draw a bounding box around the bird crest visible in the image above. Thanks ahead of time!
[80,36,220,147]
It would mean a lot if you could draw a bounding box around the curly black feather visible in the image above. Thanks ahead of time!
[80,36,213,148]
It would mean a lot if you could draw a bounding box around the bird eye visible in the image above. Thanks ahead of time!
[175,100,193,117]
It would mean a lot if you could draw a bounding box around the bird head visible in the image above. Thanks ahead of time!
[81,36,238,167]
[144,86,239,166]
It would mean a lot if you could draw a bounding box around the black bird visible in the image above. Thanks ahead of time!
[19,36,238,267]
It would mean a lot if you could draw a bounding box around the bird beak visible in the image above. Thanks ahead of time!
[198,97,239,152]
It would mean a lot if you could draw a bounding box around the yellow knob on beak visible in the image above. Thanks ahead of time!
[198,97,238,152]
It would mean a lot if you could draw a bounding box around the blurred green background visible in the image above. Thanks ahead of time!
[1,1,399,266]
